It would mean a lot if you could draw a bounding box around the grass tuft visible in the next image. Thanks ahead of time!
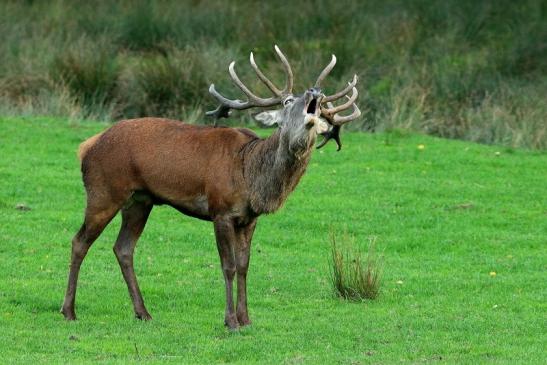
[330,232,382,301]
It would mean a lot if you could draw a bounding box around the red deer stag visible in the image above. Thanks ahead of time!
[61,45,361,329]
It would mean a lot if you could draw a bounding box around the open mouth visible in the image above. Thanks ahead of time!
[306,98,318,115]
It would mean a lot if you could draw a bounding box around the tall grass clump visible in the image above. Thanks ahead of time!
[119,54,189,118]
[330,232,382,301]
[49,39,120,116]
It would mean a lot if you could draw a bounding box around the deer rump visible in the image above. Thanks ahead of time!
[79,118,258,222]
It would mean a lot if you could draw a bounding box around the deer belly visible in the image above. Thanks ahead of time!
[167,195,210,220]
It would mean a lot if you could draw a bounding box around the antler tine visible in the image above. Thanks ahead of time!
[323,74,358,103]
[228,62,281,106]
[317,93,361,150]
[250,52,282,97]
[322,87,358,115]
[274,45,294,95]
[206,84,253,121]
[332,95,361,125]
[316,125,342,150]
[207,84,249,110]
[314,54,337,88]
[207,46,296,120]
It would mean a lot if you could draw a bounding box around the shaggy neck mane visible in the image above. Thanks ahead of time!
[241,129,313,214]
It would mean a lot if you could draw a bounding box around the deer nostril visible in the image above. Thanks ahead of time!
[308,88,321,98]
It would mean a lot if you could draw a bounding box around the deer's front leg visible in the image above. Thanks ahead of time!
[213,217,238,330]
[235,219,257,326]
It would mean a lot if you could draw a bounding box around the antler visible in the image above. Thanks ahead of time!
[316,92,362,150]
[314,55,361,150]
[206,45,294,121]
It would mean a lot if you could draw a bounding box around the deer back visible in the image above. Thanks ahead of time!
[81,118,258,219]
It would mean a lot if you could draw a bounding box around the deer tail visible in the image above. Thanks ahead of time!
[78,132,103,161]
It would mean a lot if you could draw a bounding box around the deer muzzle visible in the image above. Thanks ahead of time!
[303,88,324,128]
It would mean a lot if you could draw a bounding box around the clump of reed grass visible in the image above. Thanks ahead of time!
[329,232,382,301]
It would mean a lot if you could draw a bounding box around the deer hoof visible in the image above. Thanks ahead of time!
[135,311,152,321]
[237,314,252,327]
[224,315,239,330]
[61,307,76,321]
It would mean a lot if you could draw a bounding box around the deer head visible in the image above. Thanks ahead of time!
[207,45,361,151]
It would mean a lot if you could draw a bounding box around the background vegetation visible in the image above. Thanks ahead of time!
[1,117,545,363]
[0,0,546,148]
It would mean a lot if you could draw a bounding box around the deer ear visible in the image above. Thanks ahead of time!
[254,110,283,126]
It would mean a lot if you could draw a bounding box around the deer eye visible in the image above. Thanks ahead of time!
[283,96,295,106]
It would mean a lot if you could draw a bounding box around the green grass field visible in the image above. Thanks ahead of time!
[0,117,545,363]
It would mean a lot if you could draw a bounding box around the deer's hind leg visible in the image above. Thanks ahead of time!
[113,194,153,320]
[61,194,123,320]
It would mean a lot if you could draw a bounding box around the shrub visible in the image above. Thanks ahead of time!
[116,1,172,52]
[117,46,237,120]
[49,39,120,114]
[0,75,53,101]
[329,232,382,301]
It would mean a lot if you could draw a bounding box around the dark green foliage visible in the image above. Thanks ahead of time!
[117,48,219,119]
[121,54,190,117]
[116,1,172,52]
[50,46,119,113]
[0,0,545,147]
